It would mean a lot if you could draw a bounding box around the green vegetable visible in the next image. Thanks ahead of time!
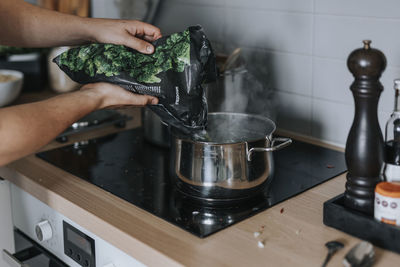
[58,30,191,83]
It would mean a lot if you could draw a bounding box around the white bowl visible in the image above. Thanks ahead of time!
[0,69,24,107]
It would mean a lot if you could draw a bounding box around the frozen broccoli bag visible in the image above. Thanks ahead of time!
[53,26,216,132]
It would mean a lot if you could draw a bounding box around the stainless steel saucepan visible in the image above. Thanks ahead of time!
[170,112,292,201]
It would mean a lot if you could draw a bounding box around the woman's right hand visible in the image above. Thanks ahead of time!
[81,82,159,109]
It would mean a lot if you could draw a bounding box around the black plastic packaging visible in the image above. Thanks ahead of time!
[53,26,217,133]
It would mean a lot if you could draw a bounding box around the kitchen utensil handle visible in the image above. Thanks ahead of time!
[247,137,292,161]
[321,251,332,267]
[2,249,29,267]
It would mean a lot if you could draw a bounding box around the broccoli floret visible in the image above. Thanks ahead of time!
[58,29,191,83]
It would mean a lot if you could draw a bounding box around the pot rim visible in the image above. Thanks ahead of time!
[171,112,277,145]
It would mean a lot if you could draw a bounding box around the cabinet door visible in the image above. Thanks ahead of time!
[0,178,15,266]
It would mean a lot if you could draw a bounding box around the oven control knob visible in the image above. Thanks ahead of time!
[35,220,53,242]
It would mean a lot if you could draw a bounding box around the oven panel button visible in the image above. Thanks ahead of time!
[35,220,53,242]
[66,248,73,256]
[63,221,96,267]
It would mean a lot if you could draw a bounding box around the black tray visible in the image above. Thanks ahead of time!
[323,194,400,254]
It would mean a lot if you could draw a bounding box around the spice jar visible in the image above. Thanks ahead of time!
[374,182,400,225]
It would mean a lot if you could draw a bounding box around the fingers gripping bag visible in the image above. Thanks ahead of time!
[53,25,217,133]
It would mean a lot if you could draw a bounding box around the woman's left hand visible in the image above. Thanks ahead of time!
[88,18,162,54]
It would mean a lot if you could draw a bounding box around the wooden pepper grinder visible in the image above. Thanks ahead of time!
[344,40,386,215]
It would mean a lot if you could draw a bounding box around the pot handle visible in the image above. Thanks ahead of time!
[247,137,292,161]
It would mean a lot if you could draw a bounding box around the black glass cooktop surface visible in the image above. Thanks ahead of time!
[37,128,346,238]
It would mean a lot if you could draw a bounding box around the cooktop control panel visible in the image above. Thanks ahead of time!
[64,221,96,267]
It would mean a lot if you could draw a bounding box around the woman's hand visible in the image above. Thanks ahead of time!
[87,18,162,54]
[81,82,159,109]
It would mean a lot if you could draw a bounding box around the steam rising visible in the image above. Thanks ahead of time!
[184,113,275,143]
[205,51,276,122]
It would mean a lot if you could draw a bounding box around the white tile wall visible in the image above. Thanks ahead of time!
[273,52,313,96]
[378,65,400,112]
[314,15,400,65]
[240,47,312,96]
[225,9,313,54]
[91,0,120,19]
[312,57,353,105]
[275,91,312,135]
[312,51,400,115]
[90,0,400,147]
[169,0,226,7]
[154,2,226,41]
[312,99,353,145]
[315,0,400,18]
[228,0,313,13]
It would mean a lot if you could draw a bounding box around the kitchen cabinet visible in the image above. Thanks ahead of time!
[0,179,15,267]
[38,0,89,17]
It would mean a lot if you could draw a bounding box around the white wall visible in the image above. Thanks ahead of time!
[92,0,400,147]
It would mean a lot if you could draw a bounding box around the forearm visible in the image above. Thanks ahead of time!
[0,81,157,166]
[0,0,161,53]
[0,90,102,166]
[0,0,93,47]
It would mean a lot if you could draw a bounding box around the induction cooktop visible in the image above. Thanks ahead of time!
[37,128,346,238]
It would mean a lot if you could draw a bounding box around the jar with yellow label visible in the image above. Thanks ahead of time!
[374,182,400,225]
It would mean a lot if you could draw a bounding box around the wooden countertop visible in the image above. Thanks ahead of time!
[1,91,400,266]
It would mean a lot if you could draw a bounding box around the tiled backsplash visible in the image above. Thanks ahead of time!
[92,0,400,147]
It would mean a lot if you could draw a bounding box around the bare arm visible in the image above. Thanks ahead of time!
[0,0,162,53]
[0,83,158,166]
[0,1,162,166]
